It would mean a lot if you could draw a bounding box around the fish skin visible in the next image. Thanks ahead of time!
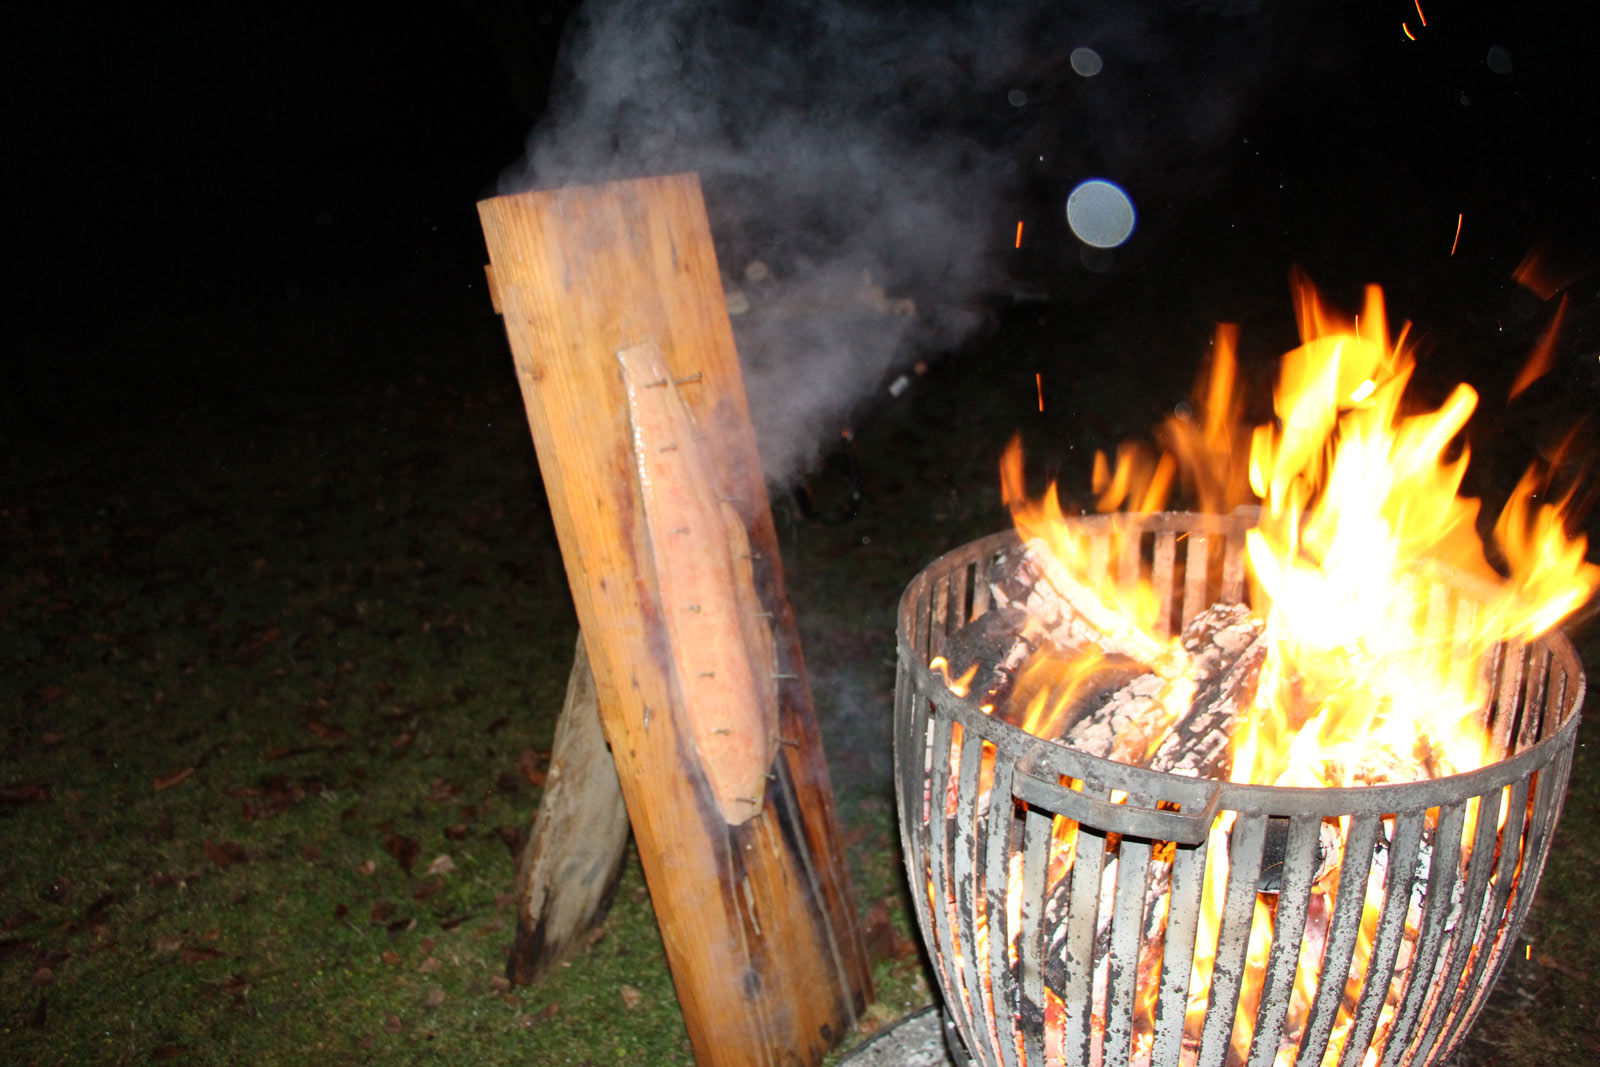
[620,341,778,824]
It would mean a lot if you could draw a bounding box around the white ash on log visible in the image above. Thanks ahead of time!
[959,599,1264,771]
[1148,605,1266,781]
[989,538,1172,669]
[942,609,1149,724]
[1055,603,1260,768]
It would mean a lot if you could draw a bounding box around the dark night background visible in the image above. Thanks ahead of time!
[5,1,1600,1062]
[10,0,1599,456]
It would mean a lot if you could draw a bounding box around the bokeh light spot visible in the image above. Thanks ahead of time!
[1487,46,1514,74]
[1066,180,1136,249]
[1070,47,1103,77]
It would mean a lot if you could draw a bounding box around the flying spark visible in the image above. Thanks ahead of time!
[1451,213,1463,255]
[1035,372,1043,412]
[1015,221,1024,249]
[1402,22,1416,41]
[1414,0,1427,27]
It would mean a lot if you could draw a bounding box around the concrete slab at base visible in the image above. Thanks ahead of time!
[837,1006,961,1067]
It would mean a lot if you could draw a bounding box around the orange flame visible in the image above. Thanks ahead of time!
[1238,273,1597,791]
[1507,292,1568,400]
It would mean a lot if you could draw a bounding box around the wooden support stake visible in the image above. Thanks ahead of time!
[479,174,871,1066]
[508,631,630,985]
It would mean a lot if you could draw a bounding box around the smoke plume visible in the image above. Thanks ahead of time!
[503,0,1314,483]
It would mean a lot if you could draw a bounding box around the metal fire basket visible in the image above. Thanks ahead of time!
[894,514,1584,1067]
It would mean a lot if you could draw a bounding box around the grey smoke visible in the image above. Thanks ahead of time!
[503,0,1319,484]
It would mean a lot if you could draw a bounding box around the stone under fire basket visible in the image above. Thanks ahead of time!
[893,513,1584,1067]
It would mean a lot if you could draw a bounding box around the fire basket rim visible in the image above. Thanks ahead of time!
[896,520,1585,818]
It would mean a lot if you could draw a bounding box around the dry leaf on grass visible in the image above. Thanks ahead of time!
[152,767,195,792]
[620,984,643,1010]
[203,840,249,868]
[516,749,547,787]
[3,909,41,932]
[424,854,454,876]
[383,833,420,873]
[304,717,348,741]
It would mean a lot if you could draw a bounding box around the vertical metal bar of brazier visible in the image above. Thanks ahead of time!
[1119,525,1143,602]
[1103,825,1153,1063]
[953,729,987,1062]
[1296,814,1382,1067]
[1423,786,1507,1058]
[1196,812,1267,1067]
[1383,802,1467,1062]
[1151,532,1177,639]
[1220,526,1247,605]
[926,714,960,1034]
[972,555,994,620]
[1245,815,1323,1067]
[1060,797,1110,1064]
[1182,533,1211,627]
[930,577,952,662]
[1338,810,1426,1067]
[985,756,1021,1067]
[1152,833,1210,1066]
[1018,805,1051,1065]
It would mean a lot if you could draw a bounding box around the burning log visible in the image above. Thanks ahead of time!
[990,538,1172,668]
[1049,603,1261,771]
[948,556,1265,777]
[1149,605,1265,781]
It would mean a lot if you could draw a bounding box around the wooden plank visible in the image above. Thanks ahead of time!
[479,174,871,1065]
[507,632,629,985]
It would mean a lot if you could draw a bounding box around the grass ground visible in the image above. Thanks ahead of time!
[4,286,1597,1065]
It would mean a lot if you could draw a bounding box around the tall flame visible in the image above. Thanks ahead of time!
[1237,274,1597,790]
